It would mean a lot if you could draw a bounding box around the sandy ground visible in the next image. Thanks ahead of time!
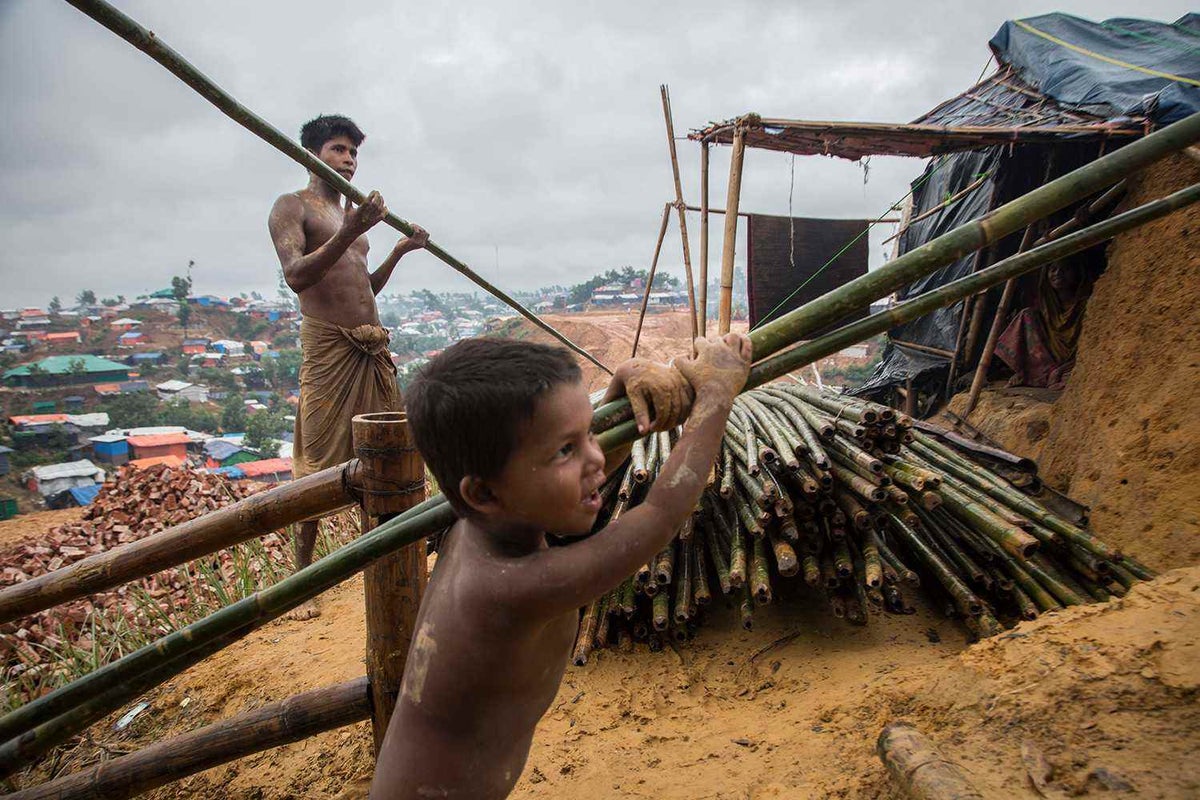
[12,562,1197,799]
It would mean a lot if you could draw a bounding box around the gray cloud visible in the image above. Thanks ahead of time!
[1,0,1193,307]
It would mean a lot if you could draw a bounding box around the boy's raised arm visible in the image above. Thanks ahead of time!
[506,333,751,618]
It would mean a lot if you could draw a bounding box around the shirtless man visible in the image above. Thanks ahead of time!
[268,114,428,617]
[371,333,751,798]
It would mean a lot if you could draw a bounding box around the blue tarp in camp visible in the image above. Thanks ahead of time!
[67,484,102,506]
[991,14,1200,125]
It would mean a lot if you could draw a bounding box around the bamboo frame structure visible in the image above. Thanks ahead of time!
[0,462,361,625]
[718,127,747,333]
[63,0,610,375]
[5,113,1199,793]
[660,85,699,341]
[631,203,673,357]
[699,142,710,335]
[4,678,370,800]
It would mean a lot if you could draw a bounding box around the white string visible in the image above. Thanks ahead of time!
[788,154,796,270]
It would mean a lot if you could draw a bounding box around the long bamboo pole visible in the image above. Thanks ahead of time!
[699,142,710,336]
[631,203,674,358]
[746,181,1200,386]
[63,0,610,375]
[0,462,359,626]
[661,85,699,342]
[718,127,748,334]
[6,125,1200,755]
[3,678,370,800]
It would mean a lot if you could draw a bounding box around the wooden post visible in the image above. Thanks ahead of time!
[718,125,747,334]
[660,85,699,343]
[632,202,674,358]
[5,678,371,800]
[903,377,917,418]
[699,141,710,336]
[353,412,427,754]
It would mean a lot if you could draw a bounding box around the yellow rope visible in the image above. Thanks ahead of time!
[1013,19,1200,88]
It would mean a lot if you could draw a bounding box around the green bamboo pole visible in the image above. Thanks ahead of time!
[64,0,610,375]
[747,179,1200,385]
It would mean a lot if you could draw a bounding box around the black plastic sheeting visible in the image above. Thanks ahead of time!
[991,14,1200,125]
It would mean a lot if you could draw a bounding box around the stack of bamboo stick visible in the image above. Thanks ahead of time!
[572,383,1152,663]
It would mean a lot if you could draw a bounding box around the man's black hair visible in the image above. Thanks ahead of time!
[406,338,583,516]
[300,114,365,153]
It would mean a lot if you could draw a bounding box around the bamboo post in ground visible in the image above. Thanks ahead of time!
[0,462,360,625]
[353,412,427,754]
[877,722,984,799]
[660,84,699,342]
[64,0,610,375]
[718,125,748,334]
[4,678,370,800]
[632,202,674,357]
[699,141,710,336]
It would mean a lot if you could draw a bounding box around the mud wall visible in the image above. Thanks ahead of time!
[1035,152,1200,569]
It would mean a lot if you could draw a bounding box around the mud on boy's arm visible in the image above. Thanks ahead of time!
[506,333,752,619]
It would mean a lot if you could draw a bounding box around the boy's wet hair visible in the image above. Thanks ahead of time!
[300,114,365,153]
[407,339,582,516]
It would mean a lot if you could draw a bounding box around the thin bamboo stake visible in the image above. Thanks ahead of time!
[4,678,370,800]
[699,141,710,335]
[661,85,699,342]
[64,0,610,375]
[718,126,747,334]
[631,202,674,358]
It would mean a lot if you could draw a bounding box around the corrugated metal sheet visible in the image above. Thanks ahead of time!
[30,459,104,480]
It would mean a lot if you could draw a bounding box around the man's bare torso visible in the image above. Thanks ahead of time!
[372,523,578,799]
[290,189,380,327]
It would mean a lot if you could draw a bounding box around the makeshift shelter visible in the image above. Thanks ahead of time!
[237,457,293,483]
[89,433,130,466]
[156,380,210,404]
[26,459,105,498]
[0,445,12,476]
[3,355,130,388]
[127,433,191,462]
[690,12,1199,413]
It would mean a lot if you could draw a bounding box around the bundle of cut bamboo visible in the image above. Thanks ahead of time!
[571,383,1151,663]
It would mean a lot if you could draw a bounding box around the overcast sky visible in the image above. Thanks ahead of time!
[0,0,1192,309]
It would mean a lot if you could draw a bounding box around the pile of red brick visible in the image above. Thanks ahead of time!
[0,463,289,681]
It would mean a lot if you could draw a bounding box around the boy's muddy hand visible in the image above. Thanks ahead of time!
[613,358,694,434]
[676,333,752,403]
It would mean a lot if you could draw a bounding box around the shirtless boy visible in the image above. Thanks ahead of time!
[370,333,752,799]
[268,114,428,614]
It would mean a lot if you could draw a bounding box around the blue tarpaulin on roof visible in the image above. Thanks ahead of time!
[68,484,102,506]
[212,466,245,479]
[991,14,1200,124]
